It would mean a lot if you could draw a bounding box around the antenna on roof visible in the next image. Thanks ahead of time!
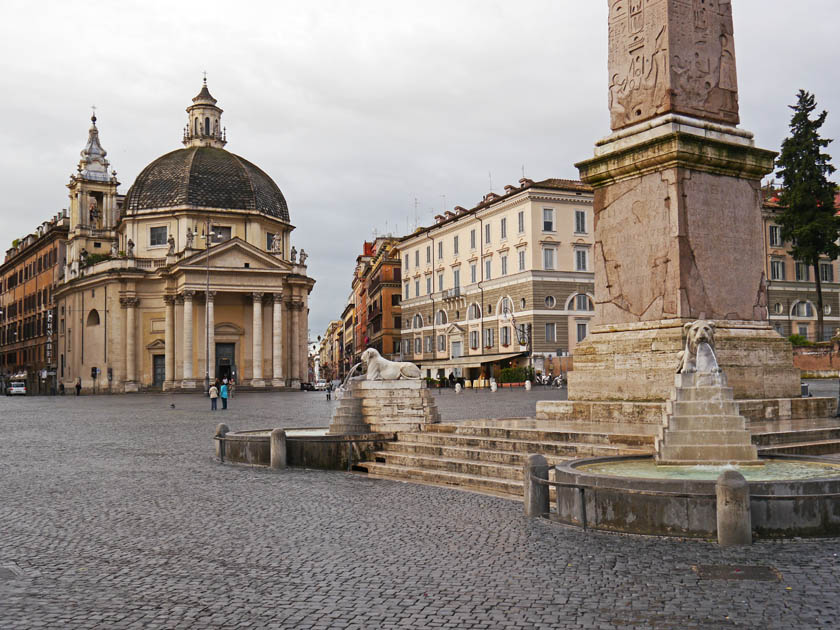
[488,171,493,192]
[522,164,525,179]
[441,194,446,211]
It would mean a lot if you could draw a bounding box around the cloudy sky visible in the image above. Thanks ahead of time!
[1,0,838,338]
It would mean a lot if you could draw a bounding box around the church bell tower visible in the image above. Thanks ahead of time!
[182,77,227,148]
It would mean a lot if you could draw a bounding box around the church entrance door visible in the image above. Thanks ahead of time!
[152,355,165,387]
[216,343,236,382]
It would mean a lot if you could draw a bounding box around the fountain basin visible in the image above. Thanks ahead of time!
[218,428,396,470]
[554,455,840,538]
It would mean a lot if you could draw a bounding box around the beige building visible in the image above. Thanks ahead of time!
[399,178,594,380]
[763,193,840,341]
[55,81,314,392]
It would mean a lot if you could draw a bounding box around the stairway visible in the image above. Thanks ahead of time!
[359,419,655,497]
[750,417,840,456]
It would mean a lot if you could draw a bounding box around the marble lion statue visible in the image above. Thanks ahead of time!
[676,320,721,374]
[360,348,421,380]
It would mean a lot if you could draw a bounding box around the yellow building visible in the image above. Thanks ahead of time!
[55,81,315,392]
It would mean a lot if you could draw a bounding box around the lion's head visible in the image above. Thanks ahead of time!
[684,320,716,353]
[360,348,379,366]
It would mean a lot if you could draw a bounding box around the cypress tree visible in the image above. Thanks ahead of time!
[776,90,838,342]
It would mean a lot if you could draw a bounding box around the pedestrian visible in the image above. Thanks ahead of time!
[228,377,235,398]
[326,382,332,400]
[220,381,229,410]
[209,383,219,411]
[59,382,65,396]
[75,377,82,396]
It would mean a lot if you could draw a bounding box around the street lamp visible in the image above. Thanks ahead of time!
[200,220,218,394]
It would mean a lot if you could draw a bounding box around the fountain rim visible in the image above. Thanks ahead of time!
[556,454,840,492]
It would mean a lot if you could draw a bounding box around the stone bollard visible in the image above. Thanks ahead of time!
[215,423,229,461]
[490,381,498,393]
[270,428,287,470]
[524,454,549,517]
[455,383,462,394]
[716,470,752,546]
[525,380,532,391]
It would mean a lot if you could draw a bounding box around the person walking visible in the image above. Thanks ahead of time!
[75,377,82,396]
[220,381,229,410]
[209,383,219,411]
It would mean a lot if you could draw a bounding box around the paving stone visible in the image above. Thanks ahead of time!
[0,391,839,629]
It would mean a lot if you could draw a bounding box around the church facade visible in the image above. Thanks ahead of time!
[55,81,314,392]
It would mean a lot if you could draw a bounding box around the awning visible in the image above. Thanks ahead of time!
[418,351,527,370]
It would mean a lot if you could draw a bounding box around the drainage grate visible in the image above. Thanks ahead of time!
[692,565,781,582]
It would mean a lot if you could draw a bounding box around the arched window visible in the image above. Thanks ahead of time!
[413,314,423,328]
[204,117,210,136]
[499,297,513,318]
[468,303,481,320]
[792,301,814,318]
[573,294,594,311]
[86,309,100,326]
[435,310,447,325]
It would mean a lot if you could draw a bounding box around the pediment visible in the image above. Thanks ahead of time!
[146,338,166,350]
[215,322,245,336]
[177,237,293,272]
[446,323,466,335]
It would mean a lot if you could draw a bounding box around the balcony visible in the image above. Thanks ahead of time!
[442,287,461,300]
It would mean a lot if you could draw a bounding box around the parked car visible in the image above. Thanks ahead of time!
[6,380,27,396]
[314,379,328,390]
[300,382,315,391]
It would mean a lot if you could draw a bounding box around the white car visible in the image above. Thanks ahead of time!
[6,381,27,396]
[314,380,328,390]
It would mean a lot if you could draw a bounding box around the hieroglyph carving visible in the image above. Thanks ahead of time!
[607,0,739,131]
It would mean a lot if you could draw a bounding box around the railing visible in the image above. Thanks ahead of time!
[443,287,461,299]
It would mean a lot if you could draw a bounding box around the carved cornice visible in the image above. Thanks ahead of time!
[182,289,195,301]
[252,291,264,303]
[119,296,140,308]
[206,290,217,302]
[163,295,176,306]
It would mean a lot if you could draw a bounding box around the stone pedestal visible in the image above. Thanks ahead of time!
[656,372,760,466]
[329,380,440,435]
[568,319,800,402]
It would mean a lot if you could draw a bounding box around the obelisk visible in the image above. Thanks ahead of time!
[570,0,800,402]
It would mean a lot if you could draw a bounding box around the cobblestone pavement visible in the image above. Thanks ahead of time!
[2,391,839,629]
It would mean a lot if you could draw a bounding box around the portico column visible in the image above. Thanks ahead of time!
[207,291,216,382]
[121,297,139,391]
[271,292,284,387]
[164,295,175,389]
[290,298,301,387]
[251,292,265,387]
[182,290,196,388]
[299,293,309,384]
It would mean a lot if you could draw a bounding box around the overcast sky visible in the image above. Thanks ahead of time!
[1,0,838,338]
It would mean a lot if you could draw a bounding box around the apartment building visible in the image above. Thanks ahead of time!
[398,177,594,380]
[763,191,840,341]
[0,213,69,393]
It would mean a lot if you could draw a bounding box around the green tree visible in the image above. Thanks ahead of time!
[776,90,839,342]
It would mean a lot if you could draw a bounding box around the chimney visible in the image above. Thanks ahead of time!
[444,211,456,219]
[454,206,468,214]
[434,214,445,224]
[519,177,534,187]
[504,184,518,194]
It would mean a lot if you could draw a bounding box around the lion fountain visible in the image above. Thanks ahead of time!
[328,349,438,435]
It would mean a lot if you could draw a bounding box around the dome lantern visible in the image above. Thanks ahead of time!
[183,76,226,149]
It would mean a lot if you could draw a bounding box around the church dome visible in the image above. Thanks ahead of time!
[124,146,290,221]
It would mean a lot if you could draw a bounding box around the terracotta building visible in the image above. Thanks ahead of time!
[0,214,69,393]
[365,238,402,359]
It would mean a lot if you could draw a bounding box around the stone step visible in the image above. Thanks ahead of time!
[670,400,739,416]
[380,441,572,467]
[674,386,734,402]
[751,426,840,446]
[372,451,525,481]
[660,430,754,446]
[422,424,656,448]
[758,439,840,456]
[396,431,652,457]
[361,462,523,497]
[666,416,746,431]
[657,444,759,462]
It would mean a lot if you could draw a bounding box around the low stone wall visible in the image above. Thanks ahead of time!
[553,455,840,538]
[793,344,840,375]
[216,428,396,471]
